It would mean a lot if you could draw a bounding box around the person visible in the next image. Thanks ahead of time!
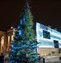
[0,53,4,63]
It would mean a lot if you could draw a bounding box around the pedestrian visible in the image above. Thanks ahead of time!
[43,57,45,63]
[0,53,4,63]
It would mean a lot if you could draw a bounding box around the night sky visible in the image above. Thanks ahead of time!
[0,0,61,32]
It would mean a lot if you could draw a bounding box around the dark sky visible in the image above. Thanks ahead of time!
[0,0,61,31]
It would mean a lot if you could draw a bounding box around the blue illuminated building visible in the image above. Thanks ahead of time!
[36,22,61,56]
[36,22,61,48]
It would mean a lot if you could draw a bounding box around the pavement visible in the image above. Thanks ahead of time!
[46,60,61,63]
[40,56,61,63]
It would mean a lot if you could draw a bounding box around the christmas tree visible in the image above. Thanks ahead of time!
[9,0,40,63]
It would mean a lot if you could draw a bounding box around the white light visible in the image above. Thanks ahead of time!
[37,44,54,48]
[37,37,54,48]
[37,37,53,42]
[11,26,13,29]
[51,32,61,38]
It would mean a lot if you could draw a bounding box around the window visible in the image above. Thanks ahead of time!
[54,40,59,48]
[43,30,50,39]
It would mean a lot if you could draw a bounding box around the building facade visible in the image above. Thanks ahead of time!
[36,22,61,56]
[0,27,16,54]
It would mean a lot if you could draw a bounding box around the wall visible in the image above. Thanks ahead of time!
[36,22,61,56]
[37,48,59,56]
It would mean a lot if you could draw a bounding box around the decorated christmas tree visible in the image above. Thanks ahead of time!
[9,0,40,63]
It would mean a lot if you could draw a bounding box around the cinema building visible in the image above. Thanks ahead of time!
[36,22,61,56]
